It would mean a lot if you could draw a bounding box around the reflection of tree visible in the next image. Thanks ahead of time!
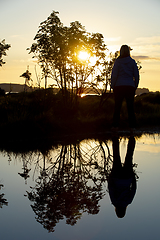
[0,184,8,208]
[18,154,31,184]
[6,151,36,184]
[16,152,34,184]
[5,137,138,230]
[27,140,113,232]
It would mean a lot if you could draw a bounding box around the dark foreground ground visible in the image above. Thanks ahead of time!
[0,88,160,152]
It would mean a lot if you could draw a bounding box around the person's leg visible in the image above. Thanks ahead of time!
[123,136,136,178]
[125,86,136,128]
[111,137,122,177]
[112,87,124,127]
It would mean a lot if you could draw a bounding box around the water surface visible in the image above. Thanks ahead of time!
[0,134,160,240]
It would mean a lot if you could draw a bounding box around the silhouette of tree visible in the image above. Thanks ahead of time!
[6,138,117,231]
[25,139,114,232]
[28,11,106,106]
[18,156,31,184]
[0,39,11,67]
[20,66,33,91]
[0,184,8,208]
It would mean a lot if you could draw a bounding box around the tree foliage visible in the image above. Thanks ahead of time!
[28,11,107,105]
[20,67,33,91]
[0,39,11,67]
[28,11,142,109]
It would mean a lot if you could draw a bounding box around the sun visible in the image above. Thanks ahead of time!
[78,51,90,61]
[78,51,97,65]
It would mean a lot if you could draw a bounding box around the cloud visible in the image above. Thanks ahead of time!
[105,35,160,60]
[132,55,160,61]
[132,55,160,62]
[132,56,149,60]
[134,36,160,45]
[130,36,160,60]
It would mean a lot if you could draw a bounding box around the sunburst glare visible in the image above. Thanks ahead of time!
[78,51,90,61]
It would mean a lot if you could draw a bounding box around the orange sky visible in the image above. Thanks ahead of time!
[0,0,160,91]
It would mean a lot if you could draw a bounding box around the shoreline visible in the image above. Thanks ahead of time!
[0,126,159,154]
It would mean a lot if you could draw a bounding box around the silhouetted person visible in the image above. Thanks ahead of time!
[111,45,139,130]
[108,136,137,218]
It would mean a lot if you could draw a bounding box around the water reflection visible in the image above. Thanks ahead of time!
[0,184,8,208]
[5,136,138,232]
[16,152,34,184]
[26,141,112,232]
[108,136,137,218]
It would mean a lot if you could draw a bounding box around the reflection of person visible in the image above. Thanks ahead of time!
[111,45,139,129]
[108,136,137,218]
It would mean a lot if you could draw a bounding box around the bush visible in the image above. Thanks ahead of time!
[0,90,160,141]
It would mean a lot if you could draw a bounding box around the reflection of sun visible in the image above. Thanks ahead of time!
[78,51,90,61]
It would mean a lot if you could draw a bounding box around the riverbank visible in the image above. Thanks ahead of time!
[0,88,160,149]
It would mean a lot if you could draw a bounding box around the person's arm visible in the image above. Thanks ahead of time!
[111,61,119,89]
[133,61,139,89]
[128,177,137,204]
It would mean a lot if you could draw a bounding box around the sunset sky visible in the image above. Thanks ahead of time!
[0,0,160,91]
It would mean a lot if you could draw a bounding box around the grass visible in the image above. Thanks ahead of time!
[0,89,160,144]
[135,92,160,127]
